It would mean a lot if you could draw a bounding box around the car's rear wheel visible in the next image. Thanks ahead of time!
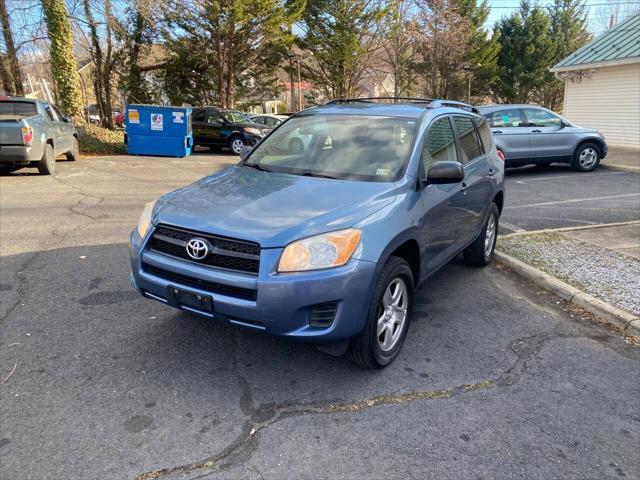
[572,143,600,172]
[346,256,414,368]
[229,136,245,155]
[65,137,79,161]
[38,143,56,175]
[463,203,499,267]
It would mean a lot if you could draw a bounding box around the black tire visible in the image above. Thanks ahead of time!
[38,143,55,175]
[289,137,304,154]
[346,256,414,369]
[463,203,499,267]
[0,165,20,175]
[65,137,79,161]
[229,135,245,155]
[571,142,601,172]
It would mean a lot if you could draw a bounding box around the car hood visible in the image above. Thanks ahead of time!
[153,165,397,248]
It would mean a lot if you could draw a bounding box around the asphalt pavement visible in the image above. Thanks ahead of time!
[1,153,639,479]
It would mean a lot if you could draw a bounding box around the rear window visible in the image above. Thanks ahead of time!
[453,115,483,163]
[0,101,38,117]
[474,117,493,154]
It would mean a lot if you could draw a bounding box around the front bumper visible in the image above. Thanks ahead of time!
[130,230,377,342]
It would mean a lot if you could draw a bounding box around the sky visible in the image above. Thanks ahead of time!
[484,0,640,34]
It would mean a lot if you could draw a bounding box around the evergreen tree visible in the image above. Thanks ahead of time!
[546,0,590,109]
[41,0,84,121]
[299,0,385,99]
[493,1,556,104]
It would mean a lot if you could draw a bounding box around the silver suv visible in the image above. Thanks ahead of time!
[478,105,607,172]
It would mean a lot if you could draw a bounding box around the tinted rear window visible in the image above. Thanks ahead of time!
[0,101,38,117]
[453,115,483,163]
[474,117,493,154]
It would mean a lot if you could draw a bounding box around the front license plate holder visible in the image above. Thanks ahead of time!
[167,285,213,312]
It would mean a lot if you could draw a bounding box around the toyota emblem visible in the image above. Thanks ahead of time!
[186,237,209,260]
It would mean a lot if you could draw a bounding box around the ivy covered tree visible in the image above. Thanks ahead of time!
[493,1,556,104]
[41,0,84,121]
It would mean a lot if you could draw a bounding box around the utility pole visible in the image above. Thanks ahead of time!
[296,57,302,111]
[288,54,295,112]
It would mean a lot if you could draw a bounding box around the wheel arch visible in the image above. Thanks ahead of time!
[575,137,605,157]
[375,229,422,286]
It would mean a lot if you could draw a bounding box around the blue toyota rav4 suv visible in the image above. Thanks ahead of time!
[130,98,505,368]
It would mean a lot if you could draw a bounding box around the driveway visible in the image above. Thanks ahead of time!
[1,154,639,479]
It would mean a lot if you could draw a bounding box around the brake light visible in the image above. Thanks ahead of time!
[21,126,33,145]
[496,149,505,162]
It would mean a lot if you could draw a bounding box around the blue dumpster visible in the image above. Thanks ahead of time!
[124,104,193,157]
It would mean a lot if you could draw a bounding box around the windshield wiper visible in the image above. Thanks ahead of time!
[243,162,273,172]
[297,171,342,180]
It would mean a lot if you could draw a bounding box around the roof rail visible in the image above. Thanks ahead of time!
[428,99,480,114]
[325,97,479,114]
[325,97,433,105]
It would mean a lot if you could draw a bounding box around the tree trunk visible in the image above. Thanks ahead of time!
[0,0,24,95]
[41,0,84,122]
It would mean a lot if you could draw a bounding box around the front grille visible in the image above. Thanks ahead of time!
[309,302,338,328]
[148,224,260,274]
[142,263,257,301]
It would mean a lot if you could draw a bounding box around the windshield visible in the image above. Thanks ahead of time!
[244,114,417,181]
[222,111,251,123]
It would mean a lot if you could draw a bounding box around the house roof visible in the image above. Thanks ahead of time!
[550,12,640,72]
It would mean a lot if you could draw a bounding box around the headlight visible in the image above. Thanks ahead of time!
[243,127,262,136]
[136,200,156,239]
[278,229,362,272]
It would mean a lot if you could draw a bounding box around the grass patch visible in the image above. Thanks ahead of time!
[77,124,125,155]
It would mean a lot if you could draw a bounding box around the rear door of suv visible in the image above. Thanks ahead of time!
[522,107,574,159]
[484,108,529,159]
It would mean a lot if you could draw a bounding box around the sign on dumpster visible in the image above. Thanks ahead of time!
[151,113,163,131]
[128,109,139,124]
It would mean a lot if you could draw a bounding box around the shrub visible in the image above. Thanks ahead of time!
[77,124,125,155]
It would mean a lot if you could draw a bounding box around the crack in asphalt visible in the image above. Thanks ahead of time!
[0,175,101,328]
[135,322,634,480]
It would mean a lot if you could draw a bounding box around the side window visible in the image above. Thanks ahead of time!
[192,110,205,122]
[43,105,57,121]
[52,105,65,122]
[474,117,493,154]
[422,116,457,171]
[489,109,524,128]
[453,115,483,163]
[266,117,279,127]
[524,108,562,128]
[252,117,264,125]
[207,112,222,124]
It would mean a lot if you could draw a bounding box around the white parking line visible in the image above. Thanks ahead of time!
[512,171,628,184]
[507,193,640,209]
[500,221,526,233]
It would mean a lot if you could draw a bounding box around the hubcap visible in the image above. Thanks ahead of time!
[377,277,408,352]
[579,147,597,168]
[484,214,496,259]
[231,139,244,154]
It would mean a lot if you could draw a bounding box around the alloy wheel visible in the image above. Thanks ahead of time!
[579,147,598,169]
[377,277,409,352]
[231,138,245,154]
[484,214,496,260]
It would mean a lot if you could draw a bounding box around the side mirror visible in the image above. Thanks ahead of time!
[425,161,464,185]
[240,145,253,160]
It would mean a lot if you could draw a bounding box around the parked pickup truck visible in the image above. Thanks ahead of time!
[0,96,79,175]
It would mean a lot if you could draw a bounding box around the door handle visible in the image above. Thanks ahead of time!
[531,129,542,133]
[492,130,503,134]
[488,168,496,177]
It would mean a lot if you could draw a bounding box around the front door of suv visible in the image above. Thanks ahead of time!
[419,115,468,273]
[523,107,574,159]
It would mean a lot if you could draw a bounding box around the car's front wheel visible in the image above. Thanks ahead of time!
[572,143,600,172]
[346,256,414,368]
[229,136,245,155]
[463,203,499,267]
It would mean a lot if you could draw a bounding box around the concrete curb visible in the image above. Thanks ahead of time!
[601,164,640,173]
[495,250,640,340]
